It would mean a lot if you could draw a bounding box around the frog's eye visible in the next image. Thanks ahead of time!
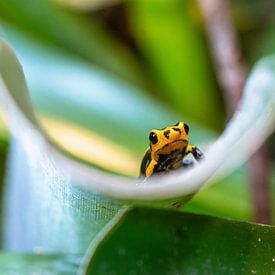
[184,123,189,134]
[149,132,158,144]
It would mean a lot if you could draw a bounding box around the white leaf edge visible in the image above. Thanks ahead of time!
[0,38,275,201]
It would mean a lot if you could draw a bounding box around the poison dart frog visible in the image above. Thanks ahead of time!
[139,122,204,180]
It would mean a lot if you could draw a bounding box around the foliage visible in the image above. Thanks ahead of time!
[0,0,274,273]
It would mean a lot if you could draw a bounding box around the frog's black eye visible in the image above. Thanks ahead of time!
[184,123,189,134]
[149,132,158,144]
[174,122,180,126]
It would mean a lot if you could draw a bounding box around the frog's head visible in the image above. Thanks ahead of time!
[149,122,189,160]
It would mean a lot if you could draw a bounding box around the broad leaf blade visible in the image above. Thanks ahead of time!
[84,208,275,275]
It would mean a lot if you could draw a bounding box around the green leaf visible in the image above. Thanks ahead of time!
[0,253,81,274]
[83,207,275,274]
[0,0,146,88]
[128,0,225,129]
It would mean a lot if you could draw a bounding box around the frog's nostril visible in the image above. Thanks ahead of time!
[164,130,170,139]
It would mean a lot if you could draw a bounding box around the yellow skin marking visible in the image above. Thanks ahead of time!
[140,122,204,179]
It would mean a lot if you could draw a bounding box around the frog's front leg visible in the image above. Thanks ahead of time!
[186,145,204,161]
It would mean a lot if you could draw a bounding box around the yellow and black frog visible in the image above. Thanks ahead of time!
[139,122,204,180]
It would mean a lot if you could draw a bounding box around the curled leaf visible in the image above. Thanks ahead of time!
[0,38,275,203]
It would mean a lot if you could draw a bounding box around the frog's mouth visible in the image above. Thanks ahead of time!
[156,139,188,154]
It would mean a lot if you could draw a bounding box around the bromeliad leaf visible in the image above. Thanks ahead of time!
[0,37,275,202]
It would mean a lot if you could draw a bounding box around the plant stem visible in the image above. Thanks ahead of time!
[198,0,271,223]
[248,146,271,224]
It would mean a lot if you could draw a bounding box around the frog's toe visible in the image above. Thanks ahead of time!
[182,159,194,167]
[193,148,205,161]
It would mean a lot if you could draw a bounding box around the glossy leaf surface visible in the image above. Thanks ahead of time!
[85,208,275,274]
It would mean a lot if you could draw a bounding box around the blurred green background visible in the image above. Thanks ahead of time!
[0,0,274,231]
